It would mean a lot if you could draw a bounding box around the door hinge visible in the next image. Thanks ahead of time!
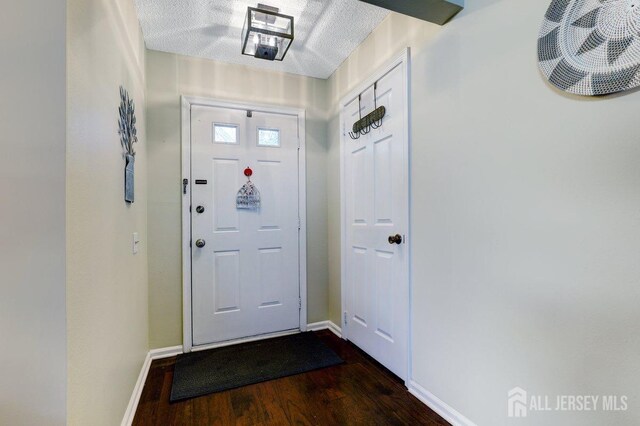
[298,217,301,230]
[299,298,302,310]
[343,312,348,326]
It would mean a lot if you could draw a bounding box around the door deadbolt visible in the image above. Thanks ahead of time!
[195,239,206,248]
[388,234,403,245]
[196,206,205,214]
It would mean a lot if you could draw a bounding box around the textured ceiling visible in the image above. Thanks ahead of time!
[134,0,389,79]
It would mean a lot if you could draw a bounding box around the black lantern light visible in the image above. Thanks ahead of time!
[241,4,294,61]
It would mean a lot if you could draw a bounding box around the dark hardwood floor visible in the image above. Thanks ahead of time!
[133,330,449,425]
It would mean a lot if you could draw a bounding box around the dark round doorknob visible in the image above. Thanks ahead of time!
[388,234,403,245]
[195,239,206,248]
[196,205,205,214]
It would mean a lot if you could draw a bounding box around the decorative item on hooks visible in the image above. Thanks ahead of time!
[118,86,138,203]
[236,167,261,210]
[348,82,386,140]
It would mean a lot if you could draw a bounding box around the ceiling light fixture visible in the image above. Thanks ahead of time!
[241,4,294,61]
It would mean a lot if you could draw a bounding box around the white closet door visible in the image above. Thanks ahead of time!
[343,62,409,379]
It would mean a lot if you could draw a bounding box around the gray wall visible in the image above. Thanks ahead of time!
[329,3,640,425]
[146,51,329,348]
[0,1,67,424]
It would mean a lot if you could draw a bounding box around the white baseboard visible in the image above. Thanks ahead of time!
[307,320,342,338]
[150,345,184,360]
[408,380,476,426]
[326,321,342,338]
[120,352,151,426]
[121,345,183,426]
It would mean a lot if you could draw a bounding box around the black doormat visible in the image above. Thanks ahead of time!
[170,332,344,402]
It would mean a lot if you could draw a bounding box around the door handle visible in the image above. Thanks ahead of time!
[195,239,206,248]
[388,234,403,245]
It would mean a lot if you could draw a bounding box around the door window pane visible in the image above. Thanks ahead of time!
[258,128,280,147]
[214,124,238,144]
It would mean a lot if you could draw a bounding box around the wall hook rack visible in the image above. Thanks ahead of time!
[348,82,386,140]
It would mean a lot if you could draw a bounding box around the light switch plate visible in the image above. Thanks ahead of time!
[132,232,140,254]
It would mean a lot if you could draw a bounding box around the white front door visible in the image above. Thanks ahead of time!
[342,61,409,379]
[191,105,301,346]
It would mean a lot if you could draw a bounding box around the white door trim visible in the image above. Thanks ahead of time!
[181,96,307,353]
[339,47,412,381]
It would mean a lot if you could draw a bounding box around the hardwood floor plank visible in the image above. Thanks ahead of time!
[133,331,449,426]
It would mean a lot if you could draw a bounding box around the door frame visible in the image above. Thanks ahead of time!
[181,96,307,353]
[339,48,412,380]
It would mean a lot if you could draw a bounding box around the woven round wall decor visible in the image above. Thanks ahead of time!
[538,0,640,95]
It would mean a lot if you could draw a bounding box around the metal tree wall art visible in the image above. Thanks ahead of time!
[118,86,138,203]
[538,0,640,95]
